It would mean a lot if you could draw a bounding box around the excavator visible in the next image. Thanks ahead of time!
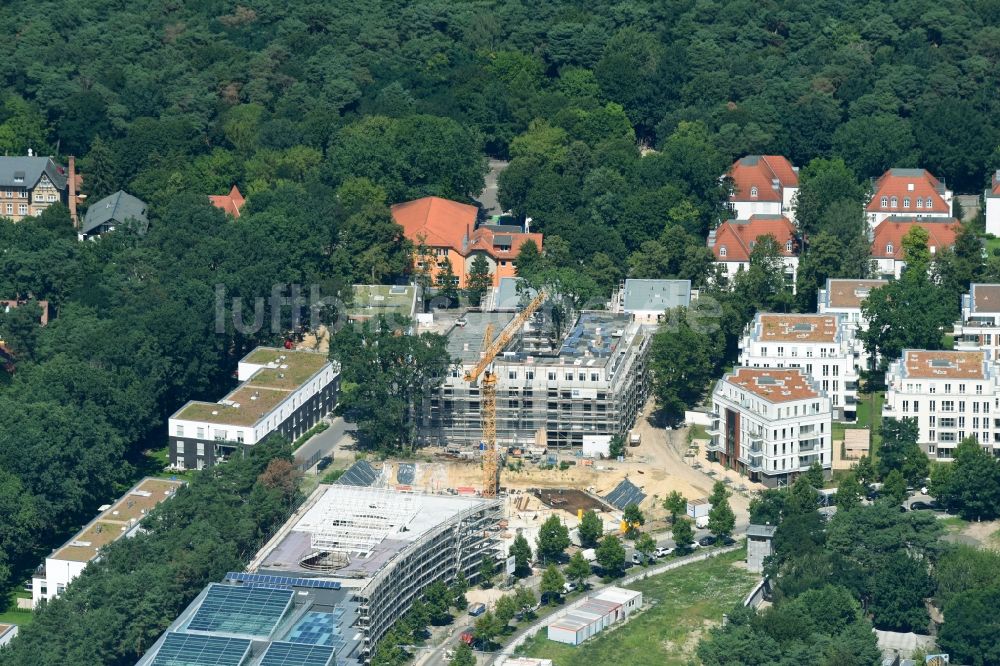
[463,290,547,497]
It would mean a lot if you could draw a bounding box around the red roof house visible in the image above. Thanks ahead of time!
[867,169,952,227]
[871,217,959,278]
[209,185,245,219]
[727,156,799,223]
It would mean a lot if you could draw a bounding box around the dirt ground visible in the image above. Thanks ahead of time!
[533,487,609,514]
[944,518,1000,549]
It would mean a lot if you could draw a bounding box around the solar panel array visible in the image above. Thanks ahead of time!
[151,632,251,666]
[187,585,292,637]
[224,572,341,590]
[259,642,334,666]
[604,478,646,510]
[335,460,379,487]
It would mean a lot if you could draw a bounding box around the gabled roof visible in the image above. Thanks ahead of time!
[709,214,798,262]
[867,168,950,214]
[467,225,543,260]
[391,196,478,253]
[81,191,148,235]
[871,218,959,259]
[727,155,798,203]
[986,170,1000,199]
[0,156,68,190]
[209,185,245,218]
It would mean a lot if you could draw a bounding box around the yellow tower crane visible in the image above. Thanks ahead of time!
[464,290,547,497]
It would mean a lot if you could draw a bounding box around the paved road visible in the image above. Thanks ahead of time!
[474,159,508,215]
[294,417,356,471]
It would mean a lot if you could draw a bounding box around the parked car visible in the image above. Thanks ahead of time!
[468,603,486,617]
[654,546,673,558]
[698,535,718,547]
[316,456,333,472]
[910,501,940,511]
[563,581,577,594]
[631,552,642,565]
[719,535,736,546]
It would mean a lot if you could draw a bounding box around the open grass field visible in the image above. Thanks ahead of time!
[0,591,33,627]
[517,548,756,666]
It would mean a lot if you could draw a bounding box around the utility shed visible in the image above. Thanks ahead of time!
[547,610,603,645]
[593,586,643,617]
[747,524,777,573]
[687,498,711,519]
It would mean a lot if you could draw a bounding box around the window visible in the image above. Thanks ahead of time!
[526,371,534,380]
[236,432,244,443]
[785,239,793,252]
[197,442,205,455]
[175,425,184,437]
[547,372,556,381]
[925,197,933,208]
[18,204,26,216]
[13,175,23,184]
[916,198,923,208]
[720,246,727,258]
[880,196,888,207]
[176,441,185,454]
[750,186,758,197]
[196,427,205,439]
[4,204,10,215]
[903,197,911,208]
[890,196,898,207]
[886,243,894,255]
[903,400,909,412]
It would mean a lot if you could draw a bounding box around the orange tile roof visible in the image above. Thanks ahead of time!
[871,218,959,259]
[757,313,839,342]
[208,185,245,219]
[988,171,1000,197]
[391,196,478,253]
[867,168,950,214]
[392,196,542,259]
[711,215,798,262]
[727,155,798,203]
[727,367,819,403]
[823,279,888,309]
[902,350,986,380]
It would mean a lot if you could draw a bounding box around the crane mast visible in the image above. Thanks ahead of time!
[464,291,547,497]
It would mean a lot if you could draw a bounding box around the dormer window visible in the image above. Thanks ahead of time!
[916,198,923,208]
[785,239,793,252]
[890,196,898,208]
[750,186,758,198]
[886,243,894,255]
[925,197,933,208]
[903,197,910,208]
[880,196,888,207]
[720,246,728,258]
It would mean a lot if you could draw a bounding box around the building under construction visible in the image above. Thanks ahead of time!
[419,310,651,450]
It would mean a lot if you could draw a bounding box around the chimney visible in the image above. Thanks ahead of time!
[68,156,79,229]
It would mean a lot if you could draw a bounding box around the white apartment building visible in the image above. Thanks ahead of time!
[168,347,339,469]
[739,313,860,421]
[32,477,184,607]
[816,278,888,332]
[953,283,1000,356]
[708,367,832,488]
[883,349,1000,460]
[725,155,799,223]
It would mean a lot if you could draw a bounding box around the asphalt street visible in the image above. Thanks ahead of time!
[294,416,356,471]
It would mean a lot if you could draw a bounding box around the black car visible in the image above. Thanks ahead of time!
[317,455,333,471]
[909,501,939,511]
[720,535,736,546]
[698,535,717,547]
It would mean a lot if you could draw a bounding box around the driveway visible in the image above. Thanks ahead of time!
[294,417,357,471]
[475,159,508,215]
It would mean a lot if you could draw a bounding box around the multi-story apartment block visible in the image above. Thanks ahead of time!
[882,349,1000,460]
[0,155,69,221]
[725,155,799,223]
[871,216,959,279]
[739,313,859,421]
[866,168,953,229]
[954,284,1000,355]
[708,214,800,289]
[168,347,339,470]
[708,367,832,488]
[419,311,650,450]
[392,196,543,289]
[32,477,184,607]
[816,278,888,333]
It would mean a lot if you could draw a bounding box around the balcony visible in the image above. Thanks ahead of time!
[798,439,820,453]
[705,436,723,452]
[748,454,763,472]
[707,418,721,436]
[799,454,821,467]
[746,437,763,454]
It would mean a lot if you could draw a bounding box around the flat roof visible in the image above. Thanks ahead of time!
[902,350,987,380]
[52,478,184,563]
[622,279,691,313]
[970,284,1000,314]
[258,485,498,581]
[173,348,331,426]
[726,367,820,403]
[347,284,416,320]
[755,313,839,343]
[0,624,15,636]
[823,279,887,309]
[593,586,641,604]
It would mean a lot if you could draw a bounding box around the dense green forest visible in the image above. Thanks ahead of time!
[1,0,1000,660]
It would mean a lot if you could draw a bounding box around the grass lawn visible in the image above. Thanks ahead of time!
[0,591,33,627]
[517,549,756,666]
[853,392,884,463]
[689,424,708,440]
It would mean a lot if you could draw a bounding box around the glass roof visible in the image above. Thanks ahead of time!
[186,584,293,637]
[150,632,251,666]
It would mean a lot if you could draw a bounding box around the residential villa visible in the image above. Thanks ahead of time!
[708,214,800,289]
[208,185,245,218]
[725,155,799,223]
[390,196,543,288]
[870,217,959,279]
[866,168,953,229]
